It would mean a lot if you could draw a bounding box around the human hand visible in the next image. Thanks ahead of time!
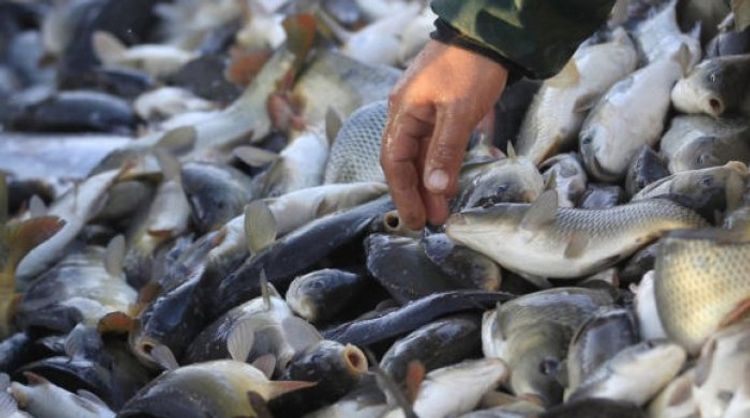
[380,40,508,230]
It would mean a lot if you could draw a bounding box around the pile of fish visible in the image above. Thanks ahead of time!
[1,0,750,417]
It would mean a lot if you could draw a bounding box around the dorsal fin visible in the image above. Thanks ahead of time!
[153,148,181,181]
[28,195,47,218]
[260,271,272,310]
[506,142,517,160]
[104,235,126,277]
[519,189,559,232]
[245,201,277,255]
[544,170,558,191]
[227,317,256,363]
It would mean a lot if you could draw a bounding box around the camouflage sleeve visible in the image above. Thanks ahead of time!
[430,0,616,80]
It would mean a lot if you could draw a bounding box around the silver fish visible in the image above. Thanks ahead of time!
[10,372,115,418]
[633,0,701,67]
[671,54,750,118]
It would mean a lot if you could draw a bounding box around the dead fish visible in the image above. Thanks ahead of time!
[133,86,215,120]
[671,54,750,118]
[270,340,369,417]
[482,287,615,406]
[324,100,387,184]
[380,315,481,386]
[540,153,587,208]
[634,0,701,67]
[655,228,750,353]
[632,161,749,219]
[16,236,136,333]
[660,115,750,173]
[16,168,122,283]
[446,190,707,279]
[625,146,669,197]
[383,359,509,418]
[10,372,114,418]
[92,31,196,79]
[365,234,463,303]
[578,184,626,209]
[118,360,313,418]
[580,47,689,182]
[517,28,638,165]
[286,269,372,324]
[421,233,502,291]
[454,147,544,209]
[323,290,515,346]
[566,308,639,397]
[180,161,253,233]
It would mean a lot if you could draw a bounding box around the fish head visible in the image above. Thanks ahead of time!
[446,204,525,251]
[671,56,749,117]
[670,135,724,172]
[181,163,251,233]
[456,159,544,209]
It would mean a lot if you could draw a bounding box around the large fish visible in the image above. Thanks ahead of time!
[517,28,638,165]
[671,54,750,118]
[446,190,707,278]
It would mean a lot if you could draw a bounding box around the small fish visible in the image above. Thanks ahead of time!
[446,190,707,279]
[655,228,750,353]
[517,28,638,165]
[286,269,372,324]
[671,54,750,118]
[118,360,314,418]
[10,372,115,418]
[566,341,686,406]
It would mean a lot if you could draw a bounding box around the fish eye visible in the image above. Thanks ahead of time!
[581,136,592,145]
[539,358,560,376]
[699,176,714,187]
[709,72,717,83]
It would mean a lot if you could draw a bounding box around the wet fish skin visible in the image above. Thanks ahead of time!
[286,269,372,323]
[633,0,701,68]
[669,129,750,174]
[447,195,707,279]
[380,315,482,386]
[625,146,669,197]
[671,54,750,118]
[454,153,544,210]
[483,287,615,406]
[10,372,115,418]
[540,153,587,208]
[180,162,253,233]
[578,184,626,209]
[655,228,750,354]
[566,308,639,397]
[422,233,502,291]
[706,25,750,58]
[567,341,686,406]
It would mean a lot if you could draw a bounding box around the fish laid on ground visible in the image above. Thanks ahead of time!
[655,228,750,354]
[517,28,638,165]
[446,190,707,279]
[10,372,115,418]
[671,54,750,118]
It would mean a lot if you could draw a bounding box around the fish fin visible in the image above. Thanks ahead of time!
[151,344,179,371]
[97,311,135,334]
[22,371,49,386]
[227,317,256,363]
[368,350,418,418]
[405,361,425,404]
[547,59,580,88]
[260,271,272,309]
[245,201,278,255]
[719,298,750,329]
[325,107,343,145]
[5,216,65,272]
[156,126,196,155]
[283,14,317,68]
[608,0,630,27]
[91,31,127,64]
[573,93,598,113]
[519,189,558,232]
[506,142,517,160]
[245,391,273,418]
[0,390,18,416]
[251,354,277,378]
[76,389,108,407]
[544,170,558,191]
[694,338,716,387]
[28,195,47,218]
[153,148,181,181]
[104,234,126,277]
[64,324,91,359]
[282,316,323,351]
[267,380,317,398]
[234,146,280,168]
[672,43,692,76]
[564,232,588,259]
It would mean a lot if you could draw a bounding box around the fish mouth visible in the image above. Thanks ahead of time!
[705,95,724,117]
[342,344,368,376]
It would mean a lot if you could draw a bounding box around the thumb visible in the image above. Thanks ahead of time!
[423,107,475,195]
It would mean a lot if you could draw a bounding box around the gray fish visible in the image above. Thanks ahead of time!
[566,308,639,397]
[483,287,615,406]
[286,269,372,324]
[446,190,707,279]
[540,153,587,208]
[380,315,481,386]
[625,146,669,197]
[567,341,686,406]
[539,397,645,418]
[619,242,658,284]
[422,233,502,291]
[91,180,154,223]
[671,54,750,118]
[324,100,386,184]
[706,24,750,58]
[579,184,626,209]
[180,161,253,233]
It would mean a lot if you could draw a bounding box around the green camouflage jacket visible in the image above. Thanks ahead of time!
[431,0,616,79]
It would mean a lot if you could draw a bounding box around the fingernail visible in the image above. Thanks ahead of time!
[426,169,449,192]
